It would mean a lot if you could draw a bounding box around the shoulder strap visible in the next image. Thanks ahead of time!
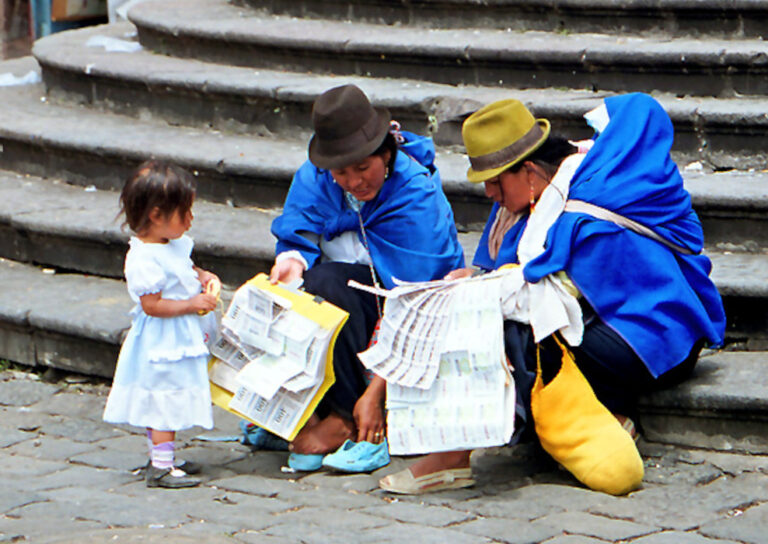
[564,200,696,256]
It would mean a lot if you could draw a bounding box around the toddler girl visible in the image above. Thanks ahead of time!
[103,160,219,489]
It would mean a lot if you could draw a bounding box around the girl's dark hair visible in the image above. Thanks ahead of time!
[509,135,577,176]
[119,160,196,234]
[370,132,398,173]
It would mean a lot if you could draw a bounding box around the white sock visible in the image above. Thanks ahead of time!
[150,441,175,470]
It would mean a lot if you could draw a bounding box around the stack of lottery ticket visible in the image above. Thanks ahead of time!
[351,271,516,455]
[208,283,333,439]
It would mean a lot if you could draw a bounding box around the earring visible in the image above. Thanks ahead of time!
[385,166,390,179]
[529,183,536,208]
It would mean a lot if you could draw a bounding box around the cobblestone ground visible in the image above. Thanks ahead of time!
[1,368,767,544]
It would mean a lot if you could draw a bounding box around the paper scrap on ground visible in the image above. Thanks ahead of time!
[352,270,516,455]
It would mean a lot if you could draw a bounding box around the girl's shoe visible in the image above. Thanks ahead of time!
[145,465,201,488]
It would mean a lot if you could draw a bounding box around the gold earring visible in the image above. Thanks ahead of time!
[385,166,390,179]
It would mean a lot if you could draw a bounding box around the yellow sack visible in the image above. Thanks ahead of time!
[531,335,644,495]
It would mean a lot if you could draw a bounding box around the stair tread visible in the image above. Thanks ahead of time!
[1,168,765,298]
[34,23,768,131]
[641,350,768,413]
[2,64,768,210]
[129,0,768,63]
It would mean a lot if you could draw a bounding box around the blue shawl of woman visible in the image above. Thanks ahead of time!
[271,132,465,289]
[474,93,726,377]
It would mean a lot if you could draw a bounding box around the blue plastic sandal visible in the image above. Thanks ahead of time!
[322,439,390,473]
[287,453,324,471]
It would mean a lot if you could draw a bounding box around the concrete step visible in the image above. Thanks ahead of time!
[1,169,766,349]
[639,350,768,454]
[0,170,278,287]
[2,62,768,242]
[33,23,768,170]
[247,0,768,39]
[129,0,768,98]
[0,255,765,455]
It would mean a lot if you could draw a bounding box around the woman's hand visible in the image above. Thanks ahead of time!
[444,267,476,281]
[353,376,386,444]
[269,258,305,285]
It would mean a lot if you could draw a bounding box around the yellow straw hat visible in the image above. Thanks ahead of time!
[462,99,551,183]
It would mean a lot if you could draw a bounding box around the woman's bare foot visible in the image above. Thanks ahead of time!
[408,450,472,478]
[290,412,355,454]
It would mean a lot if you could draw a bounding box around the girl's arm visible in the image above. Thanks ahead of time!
[140,291,216,318]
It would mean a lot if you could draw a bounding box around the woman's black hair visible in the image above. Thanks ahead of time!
[370,132,398,174]
[119,160,196,234]
[508,135,577,176]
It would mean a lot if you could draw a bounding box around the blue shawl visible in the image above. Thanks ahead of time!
[272,132,465,288]
[474,93,725,377]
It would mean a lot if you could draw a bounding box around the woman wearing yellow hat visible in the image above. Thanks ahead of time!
[270,84,465,471]
[379,94,725,495]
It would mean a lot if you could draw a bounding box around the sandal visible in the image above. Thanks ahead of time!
[379,467,474,495]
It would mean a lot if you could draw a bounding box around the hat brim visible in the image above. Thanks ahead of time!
[466,119,551,183]
[308,106,391,170]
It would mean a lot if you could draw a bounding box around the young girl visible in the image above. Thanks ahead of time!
[103,160,219,489]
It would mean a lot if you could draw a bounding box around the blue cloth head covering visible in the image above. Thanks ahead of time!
[474,93,725,377]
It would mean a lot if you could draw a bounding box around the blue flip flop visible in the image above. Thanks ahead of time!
[322,439,390,473]
[287,453,324,471]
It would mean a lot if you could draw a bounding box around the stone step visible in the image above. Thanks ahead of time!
[639,350,768,454]
[247,0,768,39]
[0,170,278,287]
[2,64,768,243]
[0,255,765,455]
[1,169,767,349]
[33,23,768,170]
[129,0,768,98]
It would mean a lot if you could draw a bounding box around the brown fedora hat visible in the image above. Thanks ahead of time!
[308,84,391,170]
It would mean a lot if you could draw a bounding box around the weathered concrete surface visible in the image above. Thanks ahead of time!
[247,0,768,38]
[1,368,767,543]
[130,0,768,97]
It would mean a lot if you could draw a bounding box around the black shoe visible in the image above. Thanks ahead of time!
[140,460,202,476]
[176,460,202,475]
[145,465,201,488]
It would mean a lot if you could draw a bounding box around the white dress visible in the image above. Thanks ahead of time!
[103,235,216,431]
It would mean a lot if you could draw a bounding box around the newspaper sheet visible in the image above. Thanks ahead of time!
[208,274,348,441]
[353,271,516,455]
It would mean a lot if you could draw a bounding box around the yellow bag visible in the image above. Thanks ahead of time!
[531,335,644,495]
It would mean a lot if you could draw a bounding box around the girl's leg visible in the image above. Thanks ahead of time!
[146,428,200,488]
[149,429,176,470]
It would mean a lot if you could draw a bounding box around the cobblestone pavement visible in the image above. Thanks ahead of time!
[1,368,767,544]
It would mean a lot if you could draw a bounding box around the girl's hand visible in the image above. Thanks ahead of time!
[196,268,219,289]
[269,258,305,285]
[188,293,217,314]
[444,267,475,281]
[353,376,386,444]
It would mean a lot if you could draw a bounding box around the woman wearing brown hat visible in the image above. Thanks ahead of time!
[379,93,725,495]
[270,84,465,469]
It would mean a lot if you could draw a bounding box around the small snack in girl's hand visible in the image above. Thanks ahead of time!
[198,276,221,315]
